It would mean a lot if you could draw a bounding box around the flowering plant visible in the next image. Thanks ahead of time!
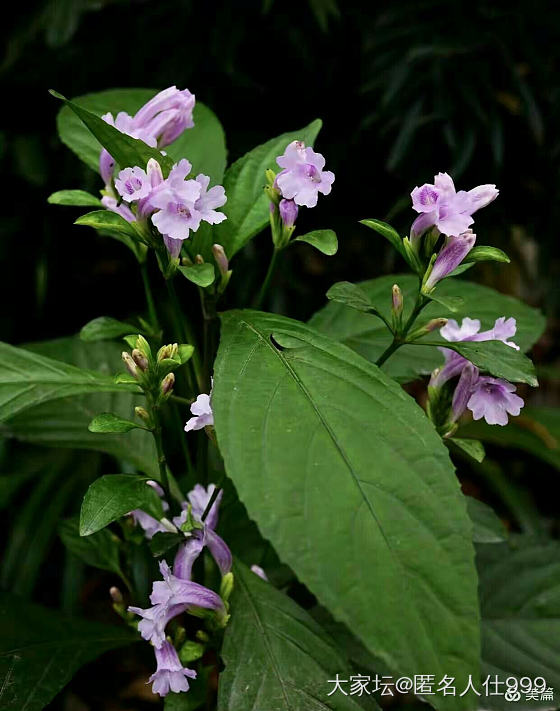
[0,87,552,711]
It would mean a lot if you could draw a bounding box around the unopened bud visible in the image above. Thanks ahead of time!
[391,284,403,315]
[157,343,178,362]
[265,168,276,187]
[135,406,150,423]
[135,334,151,357]
[212,244,229,275]
[161,372,175,395]
[279,198,298,228]
[122,351,138,378]
[131,348,148,371]
[110,586,123,604]
[408,318,448,342]
[195,254,204,265]
[264,184,281,206]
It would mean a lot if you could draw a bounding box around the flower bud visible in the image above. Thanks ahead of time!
[161,372,175,396]
[122,351,138,378]
[132,348,149,371]
[157,343,178,362]
[135,406,150,423]
[220,572,234,602]
[110,586,123,604]
[279,199,298,228]
[407,318,448,342]
[135,334,152,358]
[212,244,229,275]
[391,284,403,315]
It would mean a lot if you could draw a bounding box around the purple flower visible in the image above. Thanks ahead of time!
[115,166,152,203]
[451,362,479,422]
[279,198,298,228]
[132,86,195,148]
[424,230,476,290]
[275,140,335,208]
[101,195,135,223]
[149,641,197,697]
[194,174,227,225]
[411,172,499,239]
[130,480,169,540]
[467,376,524,426]
[184,393,213,432]
[251,564,268,581]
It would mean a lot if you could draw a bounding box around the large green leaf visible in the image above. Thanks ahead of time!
[0,592,137,711]
[0,339,157,476]
[0,340,137,422]
[80,474,164,535]
[59,517,126,581]
[478,540,560,709]
[309,275,545,382]
[213,310,480,711]
[218,560,379,711]
[56,88,226,181]
[213,121,322,259]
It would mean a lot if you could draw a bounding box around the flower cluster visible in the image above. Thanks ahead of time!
[99,86,195,188]
[110,158,227,257]
[129,483,231,697]
[430,317,524,427]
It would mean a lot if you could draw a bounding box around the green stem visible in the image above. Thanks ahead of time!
[375,292,429,368]
[255,248,280,309]
[151,408,169,494]
[140,260,158,332]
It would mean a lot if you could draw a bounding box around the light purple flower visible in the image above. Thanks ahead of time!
[279,198,298,227]
[424,230,476,289]
[467,376,524,426]
[184,393,213,432]
[251,564,268,581]
[130,480,169,540]
[149,641,196,697]
[101,195,135,223]
[99,112,157,187]
[115,166,152,203]
[194,174,227,225]
[451,362,479,422]
[132,86,195,148]
[275,140,335,208]
[411,172,499,239]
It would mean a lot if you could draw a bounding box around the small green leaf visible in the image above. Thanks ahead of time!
[422,339,538,387]
[326,281,377,313]
[50,90,174,175]
[59,518,126,578]
[426,292,464,312]
[178,263,215,287]
[80,474,164,536]
[48,189,102,207]
[88,412,144,433]
[465,497,507,543]
[178,640,205,664]
[466,246,510,264]
[178,344,195,363]
[75,210,142,241]
[294,229,338,255]
[450,437,486,463]
[360,218,406,258]
[80,316,142,342]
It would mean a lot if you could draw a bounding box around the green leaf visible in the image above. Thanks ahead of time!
[0,340,137,422]
[465,245,510,264]
[55,88,226,182]
[294,229,338,255]
[460,406,560,471]
[80,316,143,342]
[0,592,136,711]
[80,474,164,535]
[310,274,545,383]
[423,339,538,386]
[48,189,102,206]
[178,263,216,287]
[214,310,479,709]
[218,560,379,711]
[75,209,143,241]
[213,120,322,259]
[465,497,507,543]
[51,89,175,175]
[478,540,560,709]
[326,281,377,313]
[58,518,125,579]
[0,338,158,477]
[360,219,406,259]
[426,292,464,312]
[450,437,486,463]
[88,412,143,433]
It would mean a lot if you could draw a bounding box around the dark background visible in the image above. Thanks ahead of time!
[2,1,560,708]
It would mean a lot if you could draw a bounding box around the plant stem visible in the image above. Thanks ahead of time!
[255,247,280,309]
[201,485,222,522]
[150,406,169,494]
[375,292,429,367]
[140,260,158,332]
[166,277,202,392]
